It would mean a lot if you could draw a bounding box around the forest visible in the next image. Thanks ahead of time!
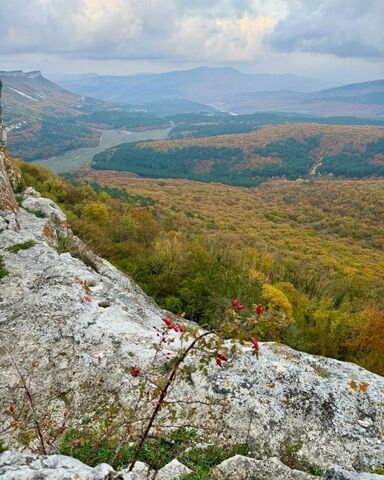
[168,111,384,139]
[16,160,384,376]
[92,123,384,186]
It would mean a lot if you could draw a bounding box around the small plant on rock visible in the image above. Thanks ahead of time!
[0,256,8,279]
[1,297,264,472]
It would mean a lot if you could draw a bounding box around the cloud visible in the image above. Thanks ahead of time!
[0,0,279,62]
[267,0,384,59]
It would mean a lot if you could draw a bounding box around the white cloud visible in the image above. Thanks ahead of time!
[0,0,382,81]
[0,0,279,61]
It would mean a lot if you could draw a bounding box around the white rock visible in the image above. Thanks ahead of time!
[211,455,315,480]
[322,466,384,479]
[156,459,192,479]
[119,461,152,479]
[0,450,116,479]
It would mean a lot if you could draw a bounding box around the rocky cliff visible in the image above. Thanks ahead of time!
[0,97,383,477]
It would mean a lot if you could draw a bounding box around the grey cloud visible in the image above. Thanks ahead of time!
[0,0,273,59]
[266,0,384,59]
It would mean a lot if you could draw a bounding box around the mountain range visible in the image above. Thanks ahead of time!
[222,79,384,117]
[51,67,384,118]
[52,66,335,104]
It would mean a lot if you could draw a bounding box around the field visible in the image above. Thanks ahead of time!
[92,123,384,185]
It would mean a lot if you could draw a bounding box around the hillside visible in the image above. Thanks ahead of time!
[1,152,384,479]
[222,80,384,117]
[168,111,384,140]
[0,70,170,160]
[52,67,334,104]
[91,123,384,186]
[0,70,101,160]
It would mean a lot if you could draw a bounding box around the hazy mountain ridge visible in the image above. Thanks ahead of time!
[52,66,336,104]
[222,80,384,117]
[51,67,384,118]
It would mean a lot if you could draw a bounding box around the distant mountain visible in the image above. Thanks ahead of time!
[0,70,170,160]
[221,80,384,117]
[310,79,384,104]
[51,66,335,105]
[0,70,115,122]
[52,67,383,118]
[0,70,110,160]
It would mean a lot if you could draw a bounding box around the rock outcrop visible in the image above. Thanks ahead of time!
[2,451,383,480]
[0,141,383,476]
[0,451,115,480]
[211,455,315,479]
[0,79,7,149]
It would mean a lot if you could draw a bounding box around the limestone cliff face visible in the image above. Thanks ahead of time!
[0,79,7,149]
[0,151,17,214]
[0,80,18,215]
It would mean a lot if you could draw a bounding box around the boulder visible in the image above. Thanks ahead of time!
[0,450,116,479]
[156,459,192,479]
[322,466,384,479]
[211,455,315,480]
[118,461,152,480]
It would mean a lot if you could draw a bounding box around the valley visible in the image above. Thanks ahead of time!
[35,126,172,173]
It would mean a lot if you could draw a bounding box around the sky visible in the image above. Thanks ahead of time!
[0,0,383,83]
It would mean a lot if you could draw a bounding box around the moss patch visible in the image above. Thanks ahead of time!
[7,240,37,254]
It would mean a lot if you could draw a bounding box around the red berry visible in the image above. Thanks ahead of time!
[231,298,239,307]
[84,296,92,303]
[131,367,141,377]
[216,358,222,367]
[250,336,259,351]
[237,304,244,311]
[9,404,15,414]
[256,304,263,317]
[217,353,227,361]
[162,317,174,329]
